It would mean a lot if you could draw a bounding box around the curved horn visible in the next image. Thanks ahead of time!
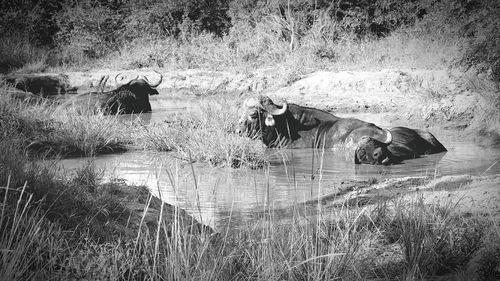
[143,70,163,88]
[382,129,392,144]
[264,101,287,115]
[115,72,125,86]
[115,73,140,86]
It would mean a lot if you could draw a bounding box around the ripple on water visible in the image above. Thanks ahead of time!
[56,139,500,229]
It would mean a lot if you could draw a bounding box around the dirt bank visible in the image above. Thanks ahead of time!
[60,67,497,136]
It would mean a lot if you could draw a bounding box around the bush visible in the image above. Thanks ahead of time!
[54,0,124,64]
[138,100,267,168]
[0,0,61,46]
[458,1,500,82]
[123,0,230,40]
[415,0,500,82]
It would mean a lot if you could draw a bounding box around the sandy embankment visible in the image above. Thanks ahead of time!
[66,68,481,130]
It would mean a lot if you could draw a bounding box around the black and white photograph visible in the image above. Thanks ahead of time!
[1,0,499,280]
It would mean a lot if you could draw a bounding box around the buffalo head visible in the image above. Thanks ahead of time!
[355,126,447,165]
[114,71,163,96]
[238,95,288,144]
[354,136,393,165]
[102,71,163,114]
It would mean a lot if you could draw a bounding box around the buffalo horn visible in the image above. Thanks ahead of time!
[115,73,140,86]
[143,70,163,88]
[114,72,125,86]
[264,101,287,115]
[382,129,392,144]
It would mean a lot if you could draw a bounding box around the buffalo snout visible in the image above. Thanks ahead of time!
[355,137,392,165]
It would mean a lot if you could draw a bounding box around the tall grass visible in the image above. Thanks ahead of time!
[139,100,267,168]
[2,176,497,280]
[48,106,129,156]
[1,134,498,280]
[0,87,129,157]
[0,33,51,73]
[103,22,462,74]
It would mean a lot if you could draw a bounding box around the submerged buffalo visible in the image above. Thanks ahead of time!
[238,95,446,165]
[101,72,163,114]
[354,126,447,164]
[68,72,163,114]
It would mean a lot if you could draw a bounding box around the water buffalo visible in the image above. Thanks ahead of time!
[239,95,391,156]
[66,72,163,114]
[238,95,446,165]
[354,126,447,164]
[100,72,163,114]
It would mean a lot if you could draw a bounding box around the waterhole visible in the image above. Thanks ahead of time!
[56,95,500,229]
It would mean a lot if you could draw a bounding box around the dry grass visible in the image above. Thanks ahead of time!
[0,113,498,279]
[96,22,464,74]
[0,34,51,73]
[1,169,498,280]
[138,100,268,168]
[0,87,129,157]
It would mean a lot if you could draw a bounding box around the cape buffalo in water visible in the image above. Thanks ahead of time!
[101,72,163,114]
[238,95,446,165]
[354,126,447,164]
[67,72,163,114]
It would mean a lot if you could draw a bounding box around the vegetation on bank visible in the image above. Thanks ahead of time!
[1,1,500,280]
[137,100,267,168]
[1,0,499,84]
[0,87,266,168]
[0,90,128,157]
[1,140,499,280]
[1,86,499,280]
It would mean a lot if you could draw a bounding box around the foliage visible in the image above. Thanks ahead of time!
[123,0,231,40]
[53,0,125,64]
[457,0,500,82]
[0,0,61,46]
[0,0,498,82]
[0,90,128,157]
[138,100,267,168]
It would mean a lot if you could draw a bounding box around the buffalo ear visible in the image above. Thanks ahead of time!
[265,115,275,126]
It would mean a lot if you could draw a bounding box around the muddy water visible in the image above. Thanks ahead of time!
[57,142,500,230]
[57,94,500,229]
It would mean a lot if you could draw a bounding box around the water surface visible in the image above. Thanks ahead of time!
[57,93,500,228]
[58,140,500,229]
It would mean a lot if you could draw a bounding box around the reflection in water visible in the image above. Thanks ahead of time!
[57,141,500,230]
